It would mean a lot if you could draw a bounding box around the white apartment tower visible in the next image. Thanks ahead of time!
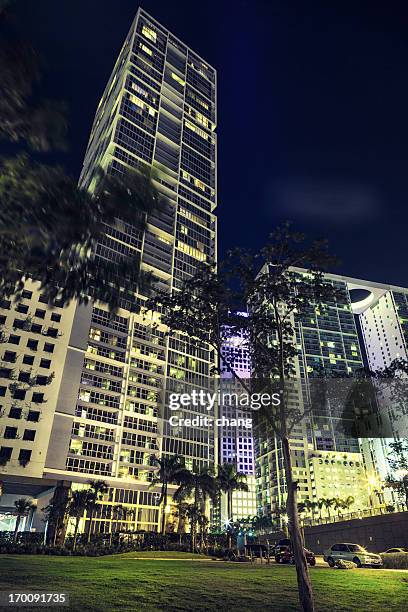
[350,279,408,504]
[0,9,217,534]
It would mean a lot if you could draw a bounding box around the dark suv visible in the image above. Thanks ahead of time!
[278,546,316,566]
[274,539,316,566]
[273,538,291,557]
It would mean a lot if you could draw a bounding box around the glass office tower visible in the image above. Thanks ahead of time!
[218,322,258,522]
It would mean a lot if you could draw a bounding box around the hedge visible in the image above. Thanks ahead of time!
[380,553,408,569]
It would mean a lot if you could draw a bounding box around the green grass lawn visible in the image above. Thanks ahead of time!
[0,552,407,611]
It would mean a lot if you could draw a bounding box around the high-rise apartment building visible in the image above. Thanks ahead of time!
[255,268,371,519]
[0,8,217,534]
[349,278,408,505]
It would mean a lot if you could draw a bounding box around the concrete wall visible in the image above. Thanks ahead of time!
[303,511,408,553]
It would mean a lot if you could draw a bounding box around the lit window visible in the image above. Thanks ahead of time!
[177,241,206,262]
[185,120,209,140]
[171,72,185,87]
[142,25,157,43]
[194,178,205,191]
[131,82,148,98]
[139,43,152,56]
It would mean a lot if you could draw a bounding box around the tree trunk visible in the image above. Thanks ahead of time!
[227,490,232,548]
[191,520,196,553]
[191,485,200,553]
[73,517,80,551]
[403,477,408,510]
[47,481,71,547]
[282,435,314,612]
[161,484,167,534]
[13,515,21,542]
[87,508,95,544]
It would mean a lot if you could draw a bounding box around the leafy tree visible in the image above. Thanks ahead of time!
[0,156,162,310]
[385,440,408,508]
[0,0,67,151]
[217,463,248,547]
[13,497,35,542]
[149,454,187,534]
[0,2,163,310]
[148,224,338,612]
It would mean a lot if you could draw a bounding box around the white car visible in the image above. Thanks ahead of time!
[323,543,383,567]
[383,547,408,554]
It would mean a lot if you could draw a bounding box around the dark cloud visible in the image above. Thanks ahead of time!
[269,178,382,225]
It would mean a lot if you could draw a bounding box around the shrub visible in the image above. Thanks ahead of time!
[335,559,356,570]
[380,553,408,569]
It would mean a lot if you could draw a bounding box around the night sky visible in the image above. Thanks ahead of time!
[13,0,408,287]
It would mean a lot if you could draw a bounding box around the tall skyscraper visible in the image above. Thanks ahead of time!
[0,8,217,535]
[218,320,258,522]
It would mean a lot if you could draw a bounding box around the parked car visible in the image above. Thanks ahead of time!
[383,547,408,554]
[276,546,316,566]
[273,538,291,557]
[323,543,383,567]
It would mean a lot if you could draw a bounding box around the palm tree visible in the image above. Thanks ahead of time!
[217,463,248,546]
[254,514,273,535]
[108,504,124,545]
[13,498,35,542]
[149,455,186,534]
[332,497,343,518]
[85,479,108,543]
[217,463,248,548]
[342,495,355,514]
[43,490,69,546]
[68,489,91,551]
[172,501,189,543]
[323,498,334,520]
[317,499,325,521]
[183,503,202,552]
[303,499,318,523]
[198,512,209,551]
[174,466,217,552]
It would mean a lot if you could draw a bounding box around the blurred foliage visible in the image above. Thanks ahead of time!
[0,0,67,151]
[0,0,162,310]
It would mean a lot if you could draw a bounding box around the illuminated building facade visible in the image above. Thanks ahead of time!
[255,268,371,519]
[0,8,217,534]
[350,279,408,507]
[218,323,258,523]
